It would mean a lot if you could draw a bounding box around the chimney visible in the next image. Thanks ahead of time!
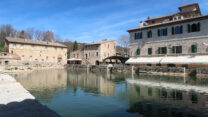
[140,21,144,28]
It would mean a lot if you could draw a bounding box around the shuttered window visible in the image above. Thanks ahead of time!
[137,48,140,55]
[158,28,168,36]
[172,25,183,35]
[191,44,197,53]
[148,48,152,55]
[147,30,152,38]
[188,22,200,33]
[135,32,143,39]
[172,46,182,54]
[158,47,167,54]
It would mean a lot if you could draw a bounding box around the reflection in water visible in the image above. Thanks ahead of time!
[12,70,208,117]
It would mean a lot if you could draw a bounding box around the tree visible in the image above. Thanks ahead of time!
[34,30,44,40]
[17,30,27,39]
[73,41,78,51]
[117,35,129,55]
[43,30,55,42]
[25,27,34,39]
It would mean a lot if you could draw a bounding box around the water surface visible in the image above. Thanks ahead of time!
[13,69,208,117]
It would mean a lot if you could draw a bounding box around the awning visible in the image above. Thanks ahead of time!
[126,55,208,64]
[161,55,208,64]
[126,57,163,64]
[67,58,82,61]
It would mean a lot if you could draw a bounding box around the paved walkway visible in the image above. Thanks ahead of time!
[0,73,60,117]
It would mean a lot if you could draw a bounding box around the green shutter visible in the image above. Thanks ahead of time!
[141,32,143,38]
[172,27,175,35]
[165,28,168,36]
[137,48,140,55]
[158,48,161,54]
[197,22,200,31]
[172,46,175,53]
[192,45,197,53]
[164,47,167,54]
[158,29,160,36]
[180,25,183,33]
[135,33,137,39]
[188,24,191,33]
[148,48,152,55]
[179,46,182,53]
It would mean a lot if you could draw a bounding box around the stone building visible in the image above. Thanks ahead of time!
[0,52,21,65]
[126,3,208,68]
[70,39,116,65]
[5,37,67,64]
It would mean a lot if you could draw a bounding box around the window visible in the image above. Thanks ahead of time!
[135,32,143,39]
[46,56,48,61]
[172,25,183,35]
[158,28,167,36]
[55,47,57,51]
[172,46,182,54]
[20,44,24,49]
[96,52,99,57]
[188,22,200,33]
[30,56,32,61]
[21,55,24,61]
[147,30,152,38]
[136,48,140,55]
[13,44,16,49]
[45,46,48,50]
[158,47,167,54]
[31,45,34,50]
[191,44,197,53]
[148,48,152,55]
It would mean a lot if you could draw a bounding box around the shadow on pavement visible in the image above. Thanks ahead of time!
[0,99,60,117]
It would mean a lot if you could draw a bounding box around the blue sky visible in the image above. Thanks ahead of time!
[0,0,208,43]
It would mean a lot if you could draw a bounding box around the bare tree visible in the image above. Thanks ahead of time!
[25,27,35,39]
[0,24,17,37]
[43,30,55,42]
[34,30,44,40]
[17,30,27,39]
[55,34,63,42]
[117,35,129,55]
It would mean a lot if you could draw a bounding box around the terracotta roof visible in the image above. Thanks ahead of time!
[128,15,208,32]
[6,37,67,48]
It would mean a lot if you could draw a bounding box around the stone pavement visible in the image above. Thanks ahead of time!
[0,73,60,117]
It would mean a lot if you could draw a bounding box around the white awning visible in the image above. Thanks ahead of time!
[67,58,82,61]
[161,55,208,64]
[126,55,208,64]
[126,57,163,64]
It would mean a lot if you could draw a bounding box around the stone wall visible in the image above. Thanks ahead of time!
[8,43,67,64]
[129,18,208,56]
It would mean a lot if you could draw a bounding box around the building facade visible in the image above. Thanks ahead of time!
[5,37,67,64]
[126,3,208,67]
[70,39,116,65]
